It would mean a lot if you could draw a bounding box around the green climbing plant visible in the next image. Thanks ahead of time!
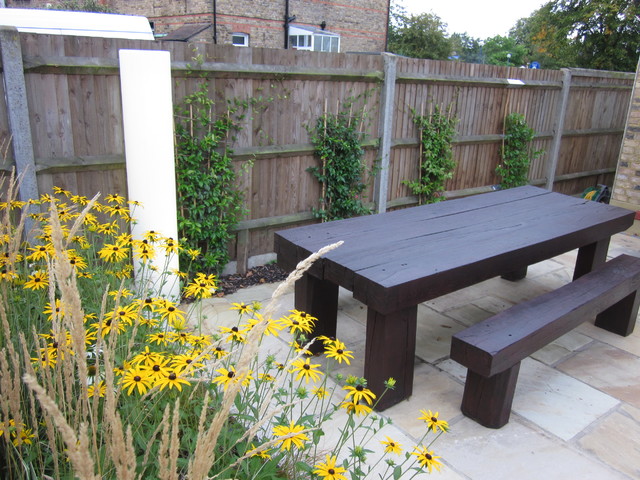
[174,84,251,275]
[496,113,543,189]
[403,104,458,205]
[308,96,376,221]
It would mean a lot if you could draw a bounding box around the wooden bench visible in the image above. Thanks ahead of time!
[450,254,640,429]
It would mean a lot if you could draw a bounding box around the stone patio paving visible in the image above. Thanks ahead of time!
[196,232,640,479]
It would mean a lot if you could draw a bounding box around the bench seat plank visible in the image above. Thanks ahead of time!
[277,185,548,249]
[450,254,640,428]
[451,254,640,378]
[349,201,632,312]
[275,186,549,273]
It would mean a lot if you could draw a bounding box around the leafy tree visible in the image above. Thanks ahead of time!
[509,5,561,68]
[449,33,484,63]
[520,0,640,72]
[482,36,528,67]
[388,10,451,60]
[389,0,639,71]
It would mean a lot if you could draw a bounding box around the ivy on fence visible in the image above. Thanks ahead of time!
[308,95,377,222]
[174,84,251,275]
[496,112,543,189]
[403,104,458,205]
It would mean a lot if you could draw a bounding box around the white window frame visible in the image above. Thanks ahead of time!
[289,34,312,49]
[312,33,339,53]
[231,32,249,47]
[288,25,339,53]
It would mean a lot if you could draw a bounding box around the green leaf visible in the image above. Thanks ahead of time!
[393,465,403,480]
[295,461,313,473]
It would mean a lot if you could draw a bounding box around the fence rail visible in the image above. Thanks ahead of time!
[0,32,634,273]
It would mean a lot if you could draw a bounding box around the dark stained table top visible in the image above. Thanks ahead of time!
[275,186,635,314]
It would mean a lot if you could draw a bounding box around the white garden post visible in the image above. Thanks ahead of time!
[119,49,180,300]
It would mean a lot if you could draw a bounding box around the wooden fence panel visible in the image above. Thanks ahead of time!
[391,57,570,203]
[1,33,634,272]
[554,69,631,189]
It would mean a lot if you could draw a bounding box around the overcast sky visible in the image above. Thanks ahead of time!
[398,0,547,40]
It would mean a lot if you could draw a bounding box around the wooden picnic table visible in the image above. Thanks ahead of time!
[274,185,636,410]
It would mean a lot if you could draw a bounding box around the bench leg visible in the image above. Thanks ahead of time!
[364,305,417,411]
[294,273,339,354]
[574,238,610,280]
[595,290,640,337]
[461,362,521,429]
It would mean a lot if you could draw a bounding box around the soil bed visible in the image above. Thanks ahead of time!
[216,264,288,296]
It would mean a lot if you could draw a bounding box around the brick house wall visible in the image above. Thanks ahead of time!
[6,0,390,52]
[611,57,640,235]
[211,0,390,52]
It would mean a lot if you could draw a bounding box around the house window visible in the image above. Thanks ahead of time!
[232,33,249,47]
[313,34,339,53]
[290,35,311,49]
[288,25,339,53]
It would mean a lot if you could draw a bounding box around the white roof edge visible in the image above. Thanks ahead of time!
[0,8,154,40]
[289,25,339,37]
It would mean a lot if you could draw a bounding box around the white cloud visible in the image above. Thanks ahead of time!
[397,0,547,39]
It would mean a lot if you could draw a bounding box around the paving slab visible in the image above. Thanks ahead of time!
[415,305,466,363]
[577,318,640,357]
[525,257,567,279]
[445,303,494,327]
[438,357,621,441]
[578,404,640,479]
[556,342,640,409]
[439,417,628,480]
[511,358,619,441]
[382,363,465,438]
[530,330,594,366]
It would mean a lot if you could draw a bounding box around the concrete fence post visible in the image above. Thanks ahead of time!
[0,27,39,238]
[545,68,572,191]
[374,52,397,214]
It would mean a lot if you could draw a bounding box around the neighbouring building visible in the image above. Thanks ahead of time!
[3,0,391,53]
[612,56,640,235]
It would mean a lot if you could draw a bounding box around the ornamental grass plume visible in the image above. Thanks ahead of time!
[0,178,447,479]
[157,400,181,480]
[22,375,99,480]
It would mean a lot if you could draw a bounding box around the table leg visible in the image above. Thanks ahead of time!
[364,305,417,411]
[574,238,610,280]
[501,266,528,281]
[294,273,339,354]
